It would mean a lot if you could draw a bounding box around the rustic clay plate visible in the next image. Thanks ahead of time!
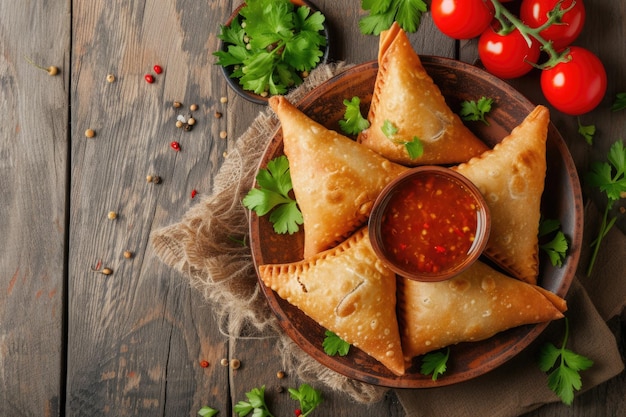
[249,57,583,388]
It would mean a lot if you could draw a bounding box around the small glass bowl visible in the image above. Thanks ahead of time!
[369,166,491,282]
[217,0,332,105]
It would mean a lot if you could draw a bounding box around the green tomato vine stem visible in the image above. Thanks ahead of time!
[488,0,575,69]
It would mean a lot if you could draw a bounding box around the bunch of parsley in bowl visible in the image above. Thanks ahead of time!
[214,0,330,105]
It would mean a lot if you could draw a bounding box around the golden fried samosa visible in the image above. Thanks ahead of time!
[269,95,409,259]
[454,105,549,284]
[357,22,488,165]
[259,227,405,376]
[398,260,567,360]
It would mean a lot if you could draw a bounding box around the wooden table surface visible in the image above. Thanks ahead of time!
[1,1,624,416]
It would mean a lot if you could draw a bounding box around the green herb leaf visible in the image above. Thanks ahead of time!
[420,348,449,381]
[538,318,593,405]
[538,218,569,267]
[459,97,493,125]
[322,330,350,356]
[339,97,370,135]
[585,140,626,276]
[360,0,428,35]
[234,386,274,417]
[404,136,424,160]
[243,155,303,234]
[611,92,626,111]
[381,119,398,138]
[288,384,323,416]
[577,117,596,145]
[214,0,326,95]
[198,406,219,417]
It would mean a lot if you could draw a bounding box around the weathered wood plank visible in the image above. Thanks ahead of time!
[67,0,230,415]
[0,1,70,416]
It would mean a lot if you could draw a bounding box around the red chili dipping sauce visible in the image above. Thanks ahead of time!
[379,171,481,277]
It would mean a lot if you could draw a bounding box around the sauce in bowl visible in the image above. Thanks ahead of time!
[369,166,490,282]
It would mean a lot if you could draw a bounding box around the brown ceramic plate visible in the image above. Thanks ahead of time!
[249,57,583,388]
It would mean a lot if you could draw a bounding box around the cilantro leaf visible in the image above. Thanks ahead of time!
[234,386,274,417]
[339,97,370,135]
[243,156,303,234]
[538,218,569,267]
[214,0,326,96]
[288,384,323,416]
[381,119,398,137]
[577,117,596,145]
[322,330,350,356]
[404,137,424,160]
[360,0,428,35]
[538,318,593,405]
[198,406,219,417]
[420,348,449,381]
[459,97,493,125]
[611,92,626,111]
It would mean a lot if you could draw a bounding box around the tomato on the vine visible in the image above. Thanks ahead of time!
[520,0,586,50]
[478,27,541,79]
[431,0,494,40]
[540,46,606,115]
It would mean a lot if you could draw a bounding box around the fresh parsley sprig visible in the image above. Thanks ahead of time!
[322,330,350,356]
[243,155,303,234]
[288,384,323,417]
[420,348,449,381]
[214,0,326,95]
[577,117,596,145]
[381,119,424,160]
[538,318,594,405]
[584,140,626,276]
[459,97,493,125]
[611,92,626,112]
[359,0,428,35]
[234,386,275,417]
[538,218,569,268]
[198,406,219,417]
[339,96,370,135]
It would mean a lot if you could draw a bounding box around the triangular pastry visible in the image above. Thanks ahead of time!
[259,227,405,376]
[454,105,549,284]
[269,95,409,259]
[397,260,567,360]
[357,23,489,166]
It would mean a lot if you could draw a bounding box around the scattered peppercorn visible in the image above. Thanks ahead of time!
[85,129,96,138]
[152,175,162,184]
[101,268,113,276]
[220,358,229,367]
[187,117,196,126]
[47,66,59,76]
[276,370,285,379]
[191,189,198,199]
[170,141,181,151]
[145,74,154,83]
[173,101,182,108]
[230,359,241,369]
[107,211,118,220]
[219,130,227,139]
[123,251,133,259]
[106,74,116,83]
[294,409,302,417]
[220,96,228,103]
[146,175,154,183]
[199,360,210,368]
[175,120,184,128]
[153,64,163,74]
[276,386,284,393]
[214,111,222,119]
[183,124,192,131]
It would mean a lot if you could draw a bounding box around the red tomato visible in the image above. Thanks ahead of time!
[540,46,607,115]
[431,0,494,40]
[520,0,586,50]
[478,27,541,79]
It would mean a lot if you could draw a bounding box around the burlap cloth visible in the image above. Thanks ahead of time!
[151,63,625,416]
